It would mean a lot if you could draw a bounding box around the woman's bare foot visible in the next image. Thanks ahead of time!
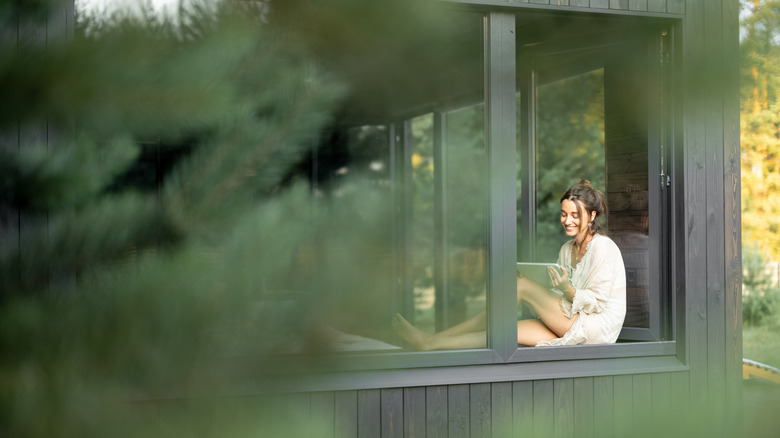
[392,313,434,351]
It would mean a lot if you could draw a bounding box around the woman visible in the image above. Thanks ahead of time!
[392,180,626,349]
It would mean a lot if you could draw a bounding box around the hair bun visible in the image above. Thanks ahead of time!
[579,179,591,187]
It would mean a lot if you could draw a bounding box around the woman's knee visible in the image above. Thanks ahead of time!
[516,276,533,300]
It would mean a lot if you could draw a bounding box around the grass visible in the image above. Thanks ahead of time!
[743,324,780,368]
[743,323,780,437]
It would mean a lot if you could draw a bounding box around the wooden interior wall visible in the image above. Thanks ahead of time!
[604,40,651,329]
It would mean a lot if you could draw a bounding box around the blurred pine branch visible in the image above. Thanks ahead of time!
[0,0,412,436]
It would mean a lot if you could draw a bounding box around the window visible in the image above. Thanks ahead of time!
[517,19,673,342]
[307,10,675,365]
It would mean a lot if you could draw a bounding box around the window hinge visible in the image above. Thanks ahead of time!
[660,172,670,188]
[660,30,669,64]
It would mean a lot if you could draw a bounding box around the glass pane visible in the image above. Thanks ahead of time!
[410,114,436,335]
[407,104,488,347]
[535,68,606,263]
[442,103,487,341]
[315,11,485,353]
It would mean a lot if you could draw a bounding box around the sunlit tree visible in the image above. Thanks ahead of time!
[740,0,780,260]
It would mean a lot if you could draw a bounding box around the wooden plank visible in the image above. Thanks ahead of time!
[648,0,667,13]
[404,387,426,438]
[669,372,690,432]
[427,386,448,438]
[683,0,709,416]
[721,0,743,432]
[288,392,312,422]
[667,0,685,14]
[605,132,647,154]
[610,0,630,10]
[610,232,649,250]
[513,381,534,436]
[358,389,381,438]
[470,383,491,438]
[0,115,19,296]
[704,1,727,433]
[448,384,470,438]
[573,377,594,438]
[605,150,648,174]
[607,191,649,213]
[570,0,589,7]
[608,215,649,233]
[650,373,672,436]
[335,391,358,438]
[491,382,513,437]
[553,379,574,438]
[590,0,610,8]
[629,0,648,11]
[311,392,336,438]
[606,172,648,193]
[612,375,633,436]
[606,149,649,174]
[381,388,403,438]
[631,374,652,433]
[533,380,554,438]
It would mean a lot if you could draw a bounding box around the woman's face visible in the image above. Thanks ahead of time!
[560,199,595,238]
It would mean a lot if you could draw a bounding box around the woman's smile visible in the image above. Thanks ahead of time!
[560,199,584,237]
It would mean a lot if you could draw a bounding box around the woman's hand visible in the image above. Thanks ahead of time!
[548,265,574,298]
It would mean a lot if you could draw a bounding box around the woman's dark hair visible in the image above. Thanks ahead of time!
[560,180,607,235]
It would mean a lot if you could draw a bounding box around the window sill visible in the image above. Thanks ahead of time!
[274,349,687,393]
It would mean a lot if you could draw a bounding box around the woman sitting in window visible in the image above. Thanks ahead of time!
[392,180,626,348]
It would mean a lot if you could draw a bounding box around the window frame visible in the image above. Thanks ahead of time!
[312,8,683,375]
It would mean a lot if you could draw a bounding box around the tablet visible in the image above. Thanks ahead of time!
[516,262,563,290]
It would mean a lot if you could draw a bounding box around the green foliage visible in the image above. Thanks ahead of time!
[0,0,446,436]
[532,69,606,262]
[741,0,780,261]
[742,239,780,327]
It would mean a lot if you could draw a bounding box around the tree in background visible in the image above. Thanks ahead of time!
[0,0,441,436]
[741,0,780,261]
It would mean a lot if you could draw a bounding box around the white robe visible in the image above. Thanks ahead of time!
[535,233,627,346]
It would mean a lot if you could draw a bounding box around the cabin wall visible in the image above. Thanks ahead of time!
[17,1,740,436]
[0,3,76,296]
[168,373,691,437]
[490,0,684,14]
[681,0,742,432]
[262,0,739,435]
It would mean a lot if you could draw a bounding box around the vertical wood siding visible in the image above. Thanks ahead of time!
[238,372,697,437]
[512,0,683,13]
[2,1,75,296]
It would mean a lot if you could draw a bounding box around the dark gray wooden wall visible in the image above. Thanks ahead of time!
[211,372,693,438]
[22,1,741,437]
[0,3,76,295]
[274,1,741,436]
[487,0,684,14]
[605,39,651,329]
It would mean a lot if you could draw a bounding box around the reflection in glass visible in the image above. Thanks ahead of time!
[535,68,605,263]
[314,11,485,352]
[441,104,487,339]
[410,114,436,335]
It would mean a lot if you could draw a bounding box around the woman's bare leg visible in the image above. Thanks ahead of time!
[517,319,558,346]
[435,309,486,337]
[516,277,577,338]
[392,313,487,351]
